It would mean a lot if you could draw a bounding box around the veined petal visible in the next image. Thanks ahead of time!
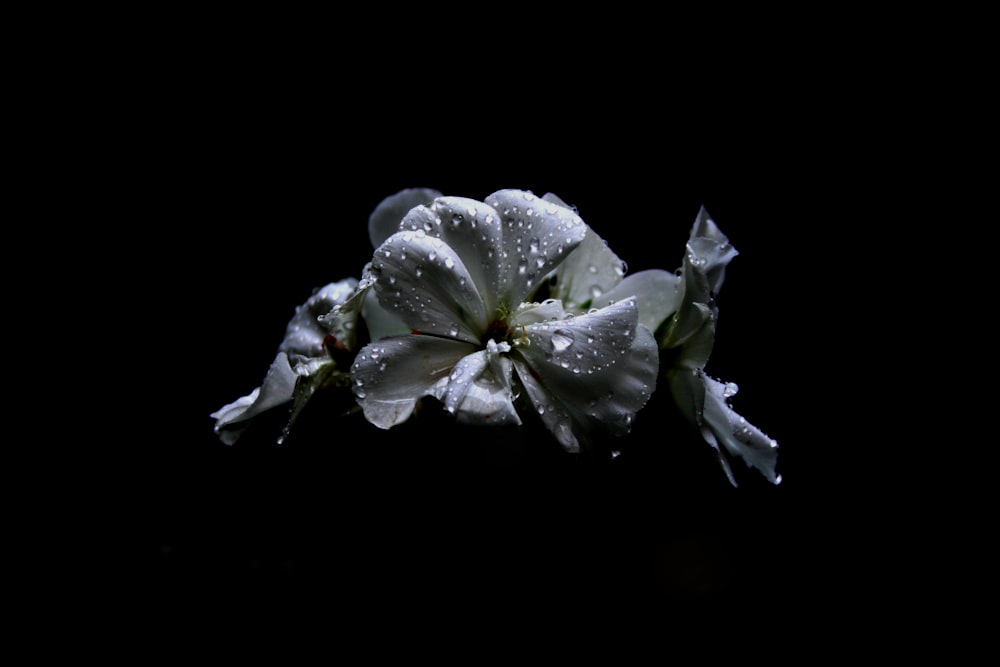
[279,279,359,358]
[598,269,680,335]
[548,224,626,310]
[485,189,588,308]
[368,230,488,343]
[351,335,477,429]
[211,352,297,444]
[401,197,506,318]
[368,187,443,249]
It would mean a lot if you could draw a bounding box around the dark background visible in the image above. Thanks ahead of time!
[77,21,926,651]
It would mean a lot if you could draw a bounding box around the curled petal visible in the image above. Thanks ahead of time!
[211,352,297,445]
[513,298,567,325]
[689,206,738,296]
[368,187,442,249]
[369,230,488,343]
[279,279,359,358]
[351,335,477,428]
[442,340,520,426]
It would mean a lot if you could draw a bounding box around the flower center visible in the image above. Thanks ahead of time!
[482,318,514,346]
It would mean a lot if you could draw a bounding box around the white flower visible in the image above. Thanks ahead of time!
[211,278,360,445]
[347,189,660,453]
[657,207,781,486]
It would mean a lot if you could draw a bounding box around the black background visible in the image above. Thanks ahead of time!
[73,19,929,653]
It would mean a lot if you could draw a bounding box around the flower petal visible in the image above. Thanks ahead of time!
[516,297,642,377]
[688,206,738,296]
[442,340,520,426]
[279,279,359,358]
[598,269,680,336]
[400,196,507,318]
[368,187,443,249]
[513,298,659,449]
[369,230,488,343]
[350,335,477,428]
[360,288,411,342]
[669,370,780,485]
[548,223,627,310]
[210,352,297,444]
[485,189,588,308]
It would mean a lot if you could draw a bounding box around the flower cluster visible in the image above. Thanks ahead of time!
[212,188,780,485]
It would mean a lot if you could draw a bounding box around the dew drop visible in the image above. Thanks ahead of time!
[551,329,574,352]
[723,382,739,398]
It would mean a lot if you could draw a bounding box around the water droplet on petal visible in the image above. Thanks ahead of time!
[551,329,574,352]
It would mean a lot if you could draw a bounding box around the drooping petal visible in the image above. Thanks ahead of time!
[512,298,659,449]
[368,230,488,343]
[668,369,780,486]
[279,279,359,358]
[702,375,780,484]
[350,335,477,429]
[598,269,680,336]
[211,352,298,444]
[400,196,506,318]
[512,360,580,452]
[368,187,443,249]
[485,189,588,308]
[439,340,520,426]
[547,223,627,310]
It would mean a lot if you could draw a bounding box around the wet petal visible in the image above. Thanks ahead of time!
[689,206,738,296]
[368,187,443,248]
[401,196,506,318]
[351,335,477,428]
[598,269,680,335]
[548,224,626,310]
[702,375,780,484]
[513,298,659,448]
[442,340,520,426]
[279,279,359,358]
[667,369,780,486]
[517,297,641,377]
[513,298,566,325]
[513,360,580,452]
[317,266,375,352]
[360,288,410,342]
[485,189,588,308]
[211,352,297,444]
[368,230,488,343]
